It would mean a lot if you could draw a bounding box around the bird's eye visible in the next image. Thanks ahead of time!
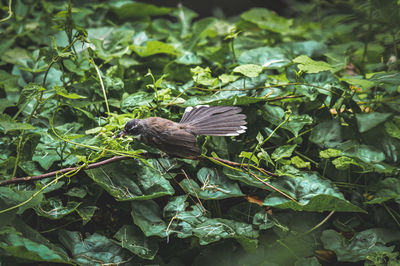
[124,119,139,133]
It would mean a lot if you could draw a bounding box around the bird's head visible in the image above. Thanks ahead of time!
[116,119,142,138]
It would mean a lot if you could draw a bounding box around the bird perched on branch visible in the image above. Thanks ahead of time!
[117,106,247,157]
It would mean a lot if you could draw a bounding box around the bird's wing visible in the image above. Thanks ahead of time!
[141,117,200,156]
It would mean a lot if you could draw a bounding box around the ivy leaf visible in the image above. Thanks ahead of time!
[263,166,366,212]
[356,112,392,133]
[233,64,263,78]
[366,178,400,204]
[114,225,159,260]
[385,117,400,139]
[54,86,86,99]
[310,120,342,148]
[131,41,178,57]
[179,167,244,200]
[0,187,43,215]
[85,160,174,201]
[58,230,133,264]
[17,83,44,106]
[34,198,81,220]
[241,8,293,33]
[321,229,400,262]
[293,55,334,73]
[271,144,297,160]
[237,46,290,69]
[282,114,313,137]
[0,222,70,263]
[120,91,154,112]
[192,218,259,251]
[0,114,35,133]
[130,200,167,238]
[191,66,218,86]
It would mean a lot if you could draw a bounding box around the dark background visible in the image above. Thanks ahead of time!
[145,0,293,17]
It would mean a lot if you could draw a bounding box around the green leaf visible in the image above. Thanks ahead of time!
[282,114,313,137]
[114,225,158,260]
[120,91,154,112]
[271,144,297,160]
[130,200,167,238]
[241,8,293,33]
[0,114,36,133]
[385,117,400,139]
[131,41,178,57]
[17,83,44,106]
[320,148,342,158]
[233,64,263,78]
[356,112,392,133]
[0,98,15,113]
[310,120,342,148]
[58,230,133,264]
[192,218,259,251]
[366,178,400,204]
[35,198,81,220]
[218,73,239,84]
[0,187,44,215]
[179,167,244,200]
[0,225,70,263]
[54,86,87,99]
[184,17,217,50]
[341,76,375,90]
[290,156,310,169]
[263,166,366,212]
[321,229,400,262]
[237,46,290,68]
[85,160,174,201]
[293,55,334,73]
[332,156,362,170]
[365,251,400,266]
[342,144,385,163]
[239,151,259,165]
[191,66,218,86]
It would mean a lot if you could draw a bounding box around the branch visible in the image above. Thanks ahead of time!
[0,153,277,188]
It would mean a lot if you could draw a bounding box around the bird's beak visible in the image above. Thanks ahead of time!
[114,130,127,138]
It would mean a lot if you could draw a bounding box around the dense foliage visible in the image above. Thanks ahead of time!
[1,0,400,265]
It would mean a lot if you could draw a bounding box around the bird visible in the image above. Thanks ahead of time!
[116,105,247,157]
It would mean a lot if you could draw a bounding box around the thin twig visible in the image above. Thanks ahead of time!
[300,211,335,236]
[181,169,206,212]
[247,171,298,203]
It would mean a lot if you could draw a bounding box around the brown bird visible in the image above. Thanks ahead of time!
[117,106,247,157]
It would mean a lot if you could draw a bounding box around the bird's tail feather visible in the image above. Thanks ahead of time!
[179,106,247,136]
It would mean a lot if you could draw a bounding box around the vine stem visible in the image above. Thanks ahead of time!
[0,0,13,23]
[11,37,80,178]
[91,59,110,115]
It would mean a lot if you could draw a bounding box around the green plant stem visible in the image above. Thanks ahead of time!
[383,203,400,228]
[300,211,335,236]
[91,59,110,115]
[245,111,291,171]
[294,150,319,167]
[0,0,13,23]
[11,37,80,178]
[0,165,84,214]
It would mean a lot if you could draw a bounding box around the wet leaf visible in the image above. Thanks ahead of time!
[356,112,392,133]
[114,225,159,260]
[321,229,400,262]
[85,160,175,201]
[293,55,334,74]
[241,8,293,33]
